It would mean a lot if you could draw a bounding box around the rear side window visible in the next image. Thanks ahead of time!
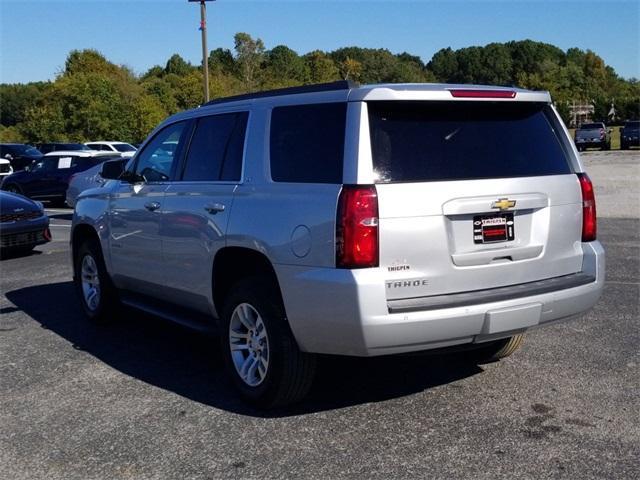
[182,112,248,182]
[368,101,572,183]
[270,103,346,184]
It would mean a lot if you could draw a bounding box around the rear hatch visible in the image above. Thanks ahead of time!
[368,100,584,300]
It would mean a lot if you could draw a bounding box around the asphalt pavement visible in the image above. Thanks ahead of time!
[1,172,639,479]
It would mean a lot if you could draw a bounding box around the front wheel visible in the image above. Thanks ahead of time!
[74,238,118,322]
[221,276,317,408]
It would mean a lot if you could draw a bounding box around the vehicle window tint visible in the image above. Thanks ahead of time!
[270,103,346,183]
[182,112,247,182]
[32,157,59,172]
[134,122,187,182]
[368,101,572,183]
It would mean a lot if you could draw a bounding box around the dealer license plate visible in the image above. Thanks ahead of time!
[473,214,514,244]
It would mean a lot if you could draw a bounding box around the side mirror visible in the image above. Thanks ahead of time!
[100,159,126,180]
[4,153,12,160]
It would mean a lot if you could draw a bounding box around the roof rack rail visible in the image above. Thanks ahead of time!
[202,80,358,107]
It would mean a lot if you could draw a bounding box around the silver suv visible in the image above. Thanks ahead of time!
[72,82,605,407]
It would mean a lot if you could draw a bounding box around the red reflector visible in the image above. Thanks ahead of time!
[336,185,379,268]
[450,89,517,99]
[577,173,596,241]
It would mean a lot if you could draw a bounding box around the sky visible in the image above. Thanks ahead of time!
[1,0,639,84]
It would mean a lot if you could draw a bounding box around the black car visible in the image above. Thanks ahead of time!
[0,190,50,255]
[620,120,640,150]
[0,143,44,171]
[36,143,92,155]
[0,151,120,205]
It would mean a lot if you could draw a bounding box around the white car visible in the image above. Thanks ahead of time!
[84,141,137,158]
[0,158,13,178]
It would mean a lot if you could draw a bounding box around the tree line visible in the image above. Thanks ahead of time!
[1,34,638,144]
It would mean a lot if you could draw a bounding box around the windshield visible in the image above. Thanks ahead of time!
[368,101,572,183]
[113,143,136,152]
[580,123,602,130]
[10,145,42,156]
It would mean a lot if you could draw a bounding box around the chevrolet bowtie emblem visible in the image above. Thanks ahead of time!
[491,198,516,210]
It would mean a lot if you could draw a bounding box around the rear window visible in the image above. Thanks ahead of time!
[368,101,572,183]
[270,103,346,184]
[580,123,602,130]
[113,143,137,152]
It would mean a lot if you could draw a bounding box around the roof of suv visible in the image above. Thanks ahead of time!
[160,81,553,138]
[198,81,551,109]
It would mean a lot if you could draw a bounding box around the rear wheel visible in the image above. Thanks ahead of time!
[74,238,118,322]
[467,334,525,363]
[221,276,317,408]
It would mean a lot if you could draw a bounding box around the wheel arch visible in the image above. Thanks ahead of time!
[212,247,284,320]
[71,223,100,271]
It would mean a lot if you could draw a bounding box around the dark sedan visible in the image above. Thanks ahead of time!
[0,150,120,205]
[0,143,43,171]
[0,191,50,255]
[620,120,640,150]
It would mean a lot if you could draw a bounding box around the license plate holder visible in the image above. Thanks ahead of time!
[473,213,514,244]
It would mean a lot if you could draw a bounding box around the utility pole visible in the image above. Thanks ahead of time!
[189,0,214,103]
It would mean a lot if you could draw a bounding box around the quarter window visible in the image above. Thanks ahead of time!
[270,103,346,184]
[182,112,248,182]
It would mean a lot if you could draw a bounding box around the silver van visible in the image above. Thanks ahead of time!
[72,81,604,407]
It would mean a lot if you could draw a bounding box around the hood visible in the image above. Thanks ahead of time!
[0,190,43,214]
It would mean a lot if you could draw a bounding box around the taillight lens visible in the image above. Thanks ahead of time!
[599,128,605,138]
[578,173,596,241]
[336,185,379,268]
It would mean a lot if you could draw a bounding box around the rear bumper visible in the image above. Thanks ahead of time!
[277,241,605,356]
[575,139,606,148]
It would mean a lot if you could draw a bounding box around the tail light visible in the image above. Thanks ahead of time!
[449,89,516,99]
[336,185,379,268]
[599,128,605,138]
[577,173,596,241]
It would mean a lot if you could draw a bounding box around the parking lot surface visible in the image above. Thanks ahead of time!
[1,152,639,479]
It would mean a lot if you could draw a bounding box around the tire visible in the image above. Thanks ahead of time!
[4,184,22,195]
[467,334,525,363]
[221,276,317,408]
[74,237,119,322]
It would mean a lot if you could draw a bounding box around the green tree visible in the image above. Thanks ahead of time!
[304,51,340,83]
[165,54,193,77]
[234,32,265,91]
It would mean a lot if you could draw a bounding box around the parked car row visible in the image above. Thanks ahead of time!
[0,141,137,206]
[573,120,640,151]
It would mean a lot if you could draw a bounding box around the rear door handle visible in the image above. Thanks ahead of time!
[204,203,225,214]
[144,201,161,212]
